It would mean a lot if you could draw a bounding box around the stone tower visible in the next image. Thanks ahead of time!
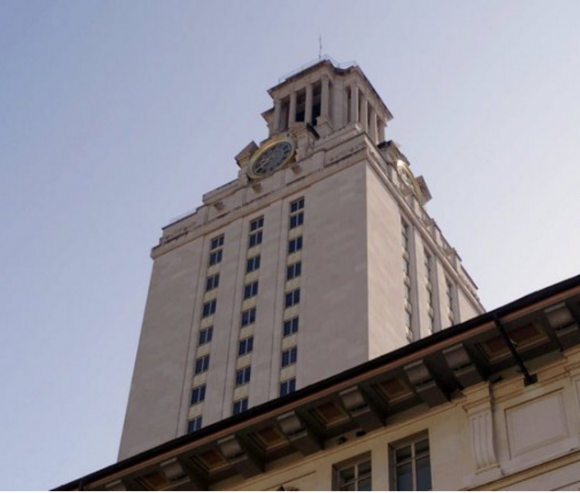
[119,58,483,460]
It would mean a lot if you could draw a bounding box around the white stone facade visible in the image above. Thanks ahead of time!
[118,59,484,461]
[211,346,580,491]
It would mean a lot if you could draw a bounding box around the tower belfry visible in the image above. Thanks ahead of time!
[119,58,483,461]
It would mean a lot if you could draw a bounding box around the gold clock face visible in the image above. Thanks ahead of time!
[396,160,424,204]
[248,137,296,180]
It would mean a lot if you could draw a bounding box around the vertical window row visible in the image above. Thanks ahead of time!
[189,234,224,434]
[446,278,455,326]
[402,221,414,341]
[424,250,436,334]
[232,218,263,416]
[280,198,304,397]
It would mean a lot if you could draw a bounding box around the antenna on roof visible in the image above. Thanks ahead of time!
[318,35,323,60]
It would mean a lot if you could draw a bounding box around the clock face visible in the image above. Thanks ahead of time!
[396,160,425,204]
[248,138,295,179]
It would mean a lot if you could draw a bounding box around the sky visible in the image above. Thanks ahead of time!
[1,0,579,490]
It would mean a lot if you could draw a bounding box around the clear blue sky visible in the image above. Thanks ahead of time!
[1,0,579,489]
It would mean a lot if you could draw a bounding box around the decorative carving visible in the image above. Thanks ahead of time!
[462,383,502,486]
[469,408,498,470]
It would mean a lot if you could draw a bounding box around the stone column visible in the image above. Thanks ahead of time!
[378,119,385,142]
[350,84,359,123]
[273,99,282,134]
[462,382,502,487]
[360,94,368,133]
[369,106,377,143]
[321,75,330,118]
[305,84,313,125]
[289,91,297,127]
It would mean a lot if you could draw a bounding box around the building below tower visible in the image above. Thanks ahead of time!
[56,273,580,491]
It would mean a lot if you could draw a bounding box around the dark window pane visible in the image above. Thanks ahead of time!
[416,439,430,455]
[339,466,355,484]
[396,463,413,491]
[210,236,224,250]
[359,461,371,476]
[416,457,432,491]
[396,445,412,463]
[358,477,372,491]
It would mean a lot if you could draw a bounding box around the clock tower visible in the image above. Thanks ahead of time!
[118,58,484,461]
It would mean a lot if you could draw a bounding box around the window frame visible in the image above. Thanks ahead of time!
[285,288,301,308]
[210,236,224,250]
[248,230,263,248]
[246,255,261,273]
[187,416,203,434]
[250,217,264,232]
[194,355,210,375]
[202,299,217,318]
[244,281,259,300]
[281,346,297,367]
[280,378,296,397]
[288,236,303,254]
[332,453,372,491]
[238,336,254,356]
[389,433,432,491]
[198,326,213,345]
[235,366,251,386]
[205,273,220,292]
[233,398,249,415]
[191,385,206,405]
[290,198,305,213]
[286,261,302,280]
[241,307,256,327]
[283,317,299,337]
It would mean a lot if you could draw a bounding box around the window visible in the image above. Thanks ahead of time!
[209,249,223,266]
[210,236,224,250]
[241,307,256,327]
[288,236,303,254]
[285,288,300,308]
[283,317,299,337]
[248,217,264,247]
[391,436,431,491]
[188,416,203,434]
[290,198,305,213]
[202,299,217,318]
[233,398,248,415]
[191,385,206,405]
[198,326,213,345]
[238,336,254,356]
[334,456,372,491]
[286,261,302,280]
[206,274,220,292]
[209,235,224,266]
[244,281,259,299]
[289,210,304,229]
[281,347,297,367]
[195,355,210,374]
[250,217,264,231]
[235,366,251,386]
[248,230,263,248]
[246,255,261,273]
[280,378,296,397]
